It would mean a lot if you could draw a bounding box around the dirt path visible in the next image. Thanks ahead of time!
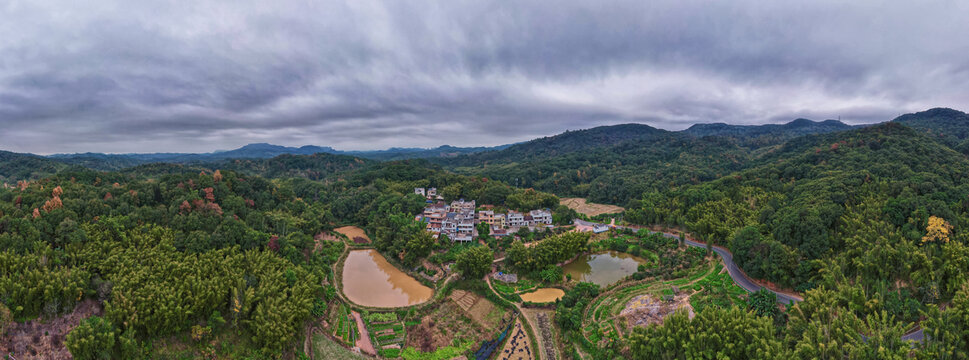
[486,276,555,360]
[351,311,376,355]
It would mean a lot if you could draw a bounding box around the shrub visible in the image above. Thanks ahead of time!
[66,316,116,360]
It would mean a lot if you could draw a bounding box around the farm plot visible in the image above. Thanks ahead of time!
[688,265,748,313]
[327,303,358,347]
[406,294,510,357]
[363,312,406,358]
[491,278,540,302]
[581,260,717,346]
[497,319,532,360]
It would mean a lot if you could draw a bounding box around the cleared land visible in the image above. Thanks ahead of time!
[334,225,371,244]
[560,197,625,217]
[0,299,101,359]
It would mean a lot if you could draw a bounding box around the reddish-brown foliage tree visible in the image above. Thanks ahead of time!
[42,196,63,212]
[267,236,280,252]
[180,200,192,214]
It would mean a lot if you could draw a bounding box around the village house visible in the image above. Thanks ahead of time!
[506,210,527,227]
[477,210,496,225]
[418,201,552,244]
[450,199,476,213]
[414,187,426,196]
[490,227,511,237]
[493,213,506,228]
[528,209,553,225]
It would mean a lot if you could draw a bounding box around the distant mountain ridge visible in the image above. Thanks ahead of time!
[46,143,510,170]
[685,118,855,137]
[4,107,966,187]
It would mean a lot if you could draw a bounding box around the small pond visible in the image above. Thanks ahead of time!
[562,250,648,287]
[342,249,433,307]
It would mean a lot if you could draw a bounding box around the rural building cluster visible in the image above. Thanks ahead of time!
[415,188,553,242]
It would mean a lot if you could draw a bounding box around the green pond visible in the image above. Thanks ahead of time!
[562,250,648,287]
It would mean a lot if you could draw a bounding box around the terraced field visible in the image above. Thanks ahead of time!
[363,312,407,358]
[581,258,730,347]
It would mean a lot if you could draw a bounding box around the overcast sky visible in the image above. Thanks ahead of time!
[1,1,967,154]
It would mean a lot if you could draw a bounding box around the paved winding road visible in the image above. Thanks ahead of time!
[679,237,803,305]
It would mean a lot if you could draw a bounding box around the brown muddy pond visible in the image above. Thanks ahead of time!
[562,250,648,288]
[519,288,565,303]
[342,249,433,308]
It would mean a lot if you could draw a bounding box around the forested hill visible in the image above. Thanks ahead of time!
[892,107,969,152]
[436,119,858,206]
[629,122,969,300]
[683,118,856,147]
[440,123,670,166]
[448,134,751,205]
[61,153,377,182]
[210,153,375,180]
[0,150,71,183]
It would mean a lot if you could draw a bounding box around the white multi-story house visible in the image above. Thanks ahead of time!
[457,218,475,233]
[451,231,473,242]
[529,209,553,225]
[507,211,527,227]
[415,188,426,196]
[427,188,437,197]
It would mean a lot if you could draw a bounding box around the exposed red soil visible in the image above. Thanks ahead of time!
[0,299,102,360]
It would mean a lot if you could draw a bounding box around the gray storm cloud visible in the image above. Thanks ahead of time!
[0,0,967,154]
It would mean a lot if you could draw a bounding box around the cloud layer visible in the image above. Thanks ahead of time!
[1,0,967,153]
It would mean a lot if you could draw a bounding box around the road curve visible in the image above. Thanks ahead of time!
[679,237,803,304]
[641,228,925,342]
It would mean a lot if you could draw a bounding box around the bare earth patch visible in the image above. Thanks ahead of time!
[620,293,694,329]
[560,198,625,217]
[407,301,496,353]
[334,226,371,244]
[0,299,102,360]
[350,310,376,356]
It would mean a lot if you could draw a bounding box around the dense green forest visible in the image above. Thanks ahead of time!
[0,158,557,358]
[628,123,969,294]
